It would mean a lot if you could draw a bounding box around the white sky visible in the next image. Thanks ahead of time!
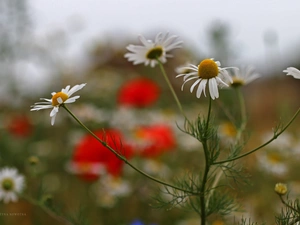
[29,0,300,71]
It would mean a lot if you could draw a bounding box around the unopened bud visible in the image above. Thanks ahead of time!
[275,183,287,195]
[28,156,39,165]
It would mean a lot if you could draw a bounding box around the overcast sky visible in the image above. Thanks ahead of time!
[29,0,300,71]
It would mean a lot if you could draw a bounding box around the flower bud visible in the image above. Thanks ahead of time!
[274,183,287,195]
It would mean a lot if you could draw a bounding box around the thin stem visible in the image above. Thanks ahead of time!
[213,107,300,165]
[205,97,212,132]
[206,88,247,206]
[279,195,300,214]
[157,59,184,115]
[230,87,247,140]
[21,194,74,225]
[235,87,247,141]
[200,97,212,225]
[62,105,198,195]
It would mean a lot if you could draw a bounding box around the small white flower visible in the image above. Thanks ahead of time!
[283,67,300,79]
[257,150,288,176]
[0,167,25,203]
[125,32,182,67]
[228,66,260,88]
[92,174,132,208]
[31,83,86,125]
[176,58,235,99]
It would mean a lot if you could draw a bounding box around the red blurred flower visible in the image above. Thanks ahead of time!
[117,78,160,108]
[7,115,32,138]
[71,129,133,181]
[134,124,176,158]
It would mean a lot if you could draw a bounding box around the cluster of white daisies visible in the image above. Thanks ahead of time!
[30,32,300,126]
[0,32,291,206]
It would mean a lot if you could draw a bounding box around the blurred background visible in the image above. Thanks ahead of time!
[1,0,300,224]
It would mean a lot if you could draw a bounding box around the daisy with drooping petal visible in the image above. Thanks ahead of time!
[0,167,25,203]
[30,83,86,125]
[176,58,236,100]
[228,66,260,88]
[283,67,300,79]
[125,32,183,67]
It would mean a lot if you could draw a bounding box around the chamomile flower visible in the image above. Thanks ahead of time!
[283,67,300,79]
[176,58,235,99]
[0,167,25,203]
[125,32,183,67]
[30,83,86,125]
[228,66,260,88]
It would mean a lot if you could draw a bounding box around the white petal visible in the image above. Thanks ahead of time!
[62,85,70,93]
[139,35,153,48]
[65,96,80,103]
[196,79,207,98]
[283,67,300,79]
[190,79,201,93]
[50,107,59,117]
[216,76,229,87]
[67,83,86,97]
[181,77,198,91]
[30,105,53,111]
[57,97,63,104]
[51,114,57,126]
[209,78,219,99]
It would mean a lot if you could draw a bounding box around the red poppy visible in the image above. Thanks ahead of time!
[134,124,176,158]
[117,78,160,108]
[72,129,133,181]
[7,115,32,138]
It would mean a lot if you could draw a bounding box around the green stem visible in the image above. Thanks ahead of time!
[279,195,300,214]
[206,88,247,206]
[157,59,184,115]
[205,97,212,132]
[21,194,73,225]
[213,107,300,165]
[235,87,247,142]
[62,105,198,195]
[200,97,212,225]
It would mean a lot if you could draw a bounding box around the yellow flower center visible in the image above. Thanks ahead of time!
[146,46,163,59]
[268,152,283,164]
[52,92,69,106]
[2,178,14,191]
[220,122,237,137]
[231,77,245,88]
[198,59,219,79]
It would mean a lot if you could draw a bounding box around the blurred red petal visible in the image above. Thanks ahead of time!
[7,115,33,138]
[117,78,160,108]
[135,124,176,158]
[72,129,133,181]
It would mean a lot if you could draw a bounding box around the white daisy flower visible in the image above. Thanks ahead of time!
[283,67,300,79]
[125,32,183,67]
[228,66,260,88]
[256,150,288,176]
[176,58,236,99]
[92,174,132,208]
[31,83,86,125]
[0,167,25,203]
